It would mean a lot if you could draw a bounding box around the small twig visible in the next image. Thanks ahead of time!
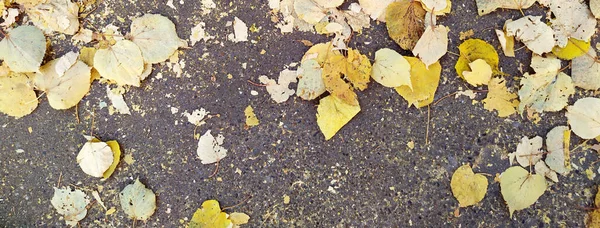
[425,106,431,145]
[447,51,460,57]
[75,103,80,124]
[89,108,96,138]
[514,45,527,52]
[571,139,592,154]
[558,62,572,73]
[208,160,220,178]
[247,80,266,87]
[222,195,253,212]
[57,172,63,187]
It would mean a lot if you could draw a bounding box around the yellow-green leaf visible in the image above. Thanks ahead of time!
[102,140,121,180]
[500,166,546,218]
[552,38,590,60]
[385,1,426,50]
[450,164,488,207]
[394,57,441,108]
[455,39,499,79]
[0,26,46,72]
[316,95,361,140]
[189,200,232,228]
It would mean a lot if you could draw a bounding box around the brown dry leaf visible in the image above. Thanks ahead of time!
[385,1,426,50]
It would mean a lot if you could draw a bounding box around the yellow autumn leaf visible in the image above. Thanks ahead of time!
[189,200,232,228]
[322,51,359,106]
[462,59,492,86]
[455,39,499,79]
[102,140,121,180]
[244,105,259,127]
[590,187,600,227]
[301,42,332,65]
[316,95,361,140]
[394,57,441,108]
[552,38,590,60]
[500,166,546,218]
[372,48,412,88]
[0,67,38,118]
[229,212,250,226]
[482,78,519,117]
[345,48,371,91]
[450,164,488,207]
[385,0,426,50]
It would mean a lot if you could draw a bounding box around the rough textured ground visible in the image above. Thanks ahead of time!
[1,0,599,227]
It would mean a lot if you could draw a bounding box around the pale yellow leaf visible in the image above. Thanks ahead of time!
[566,97,600,139]
[545,126,571,175]
[394,57,441,108]
[462,59,492,86]
[518,55,574,114]
[482,78,518,117]
[119,179,156,221]
[412,24,449,67]
[129,14,183,63]
[515,136,543,168]
[94,40,145,86]
[372,48,412,88]
[572,49,600,90]
[0,69,38,118]
[27,0,79,35]
[34,52,91,110]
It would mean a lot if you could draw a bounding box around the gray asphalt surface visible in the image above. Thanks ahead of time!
[1,0,599,227]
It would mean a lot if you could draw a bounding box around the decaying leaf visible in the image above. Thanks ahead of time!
[189,199,250,228]
[505,16,555,55]
[76,136,114,177]
[316,95,361,140]
[232,17,249,42]
[259,69,297,103]
[462,59,492,86]
[475,0,536,16]
[552,38,590,60]
[51,187,90,226]
[372,48,412,88]
[482,78,519,117]
[587,187,600,227]
[106,86,131,115]
[385,1,426,50]
[27,0,79,35]
[119,178,156,221]
[244,105,259,127]
[94,40,145,86]
[345,48,371,91]
[534,160,558,182]
[455,39,499,79]
[296,59,326,100]
[33,52,92,110]
[540,0,596,48]
[0,68,38,118]
[294,0,326,24]
[566,97,600,139]
[0,26,46,72]
[545,126,571,175]
[500,166,546,218]
[517,55,575,114]
[572,49,600,90]
[514,136,543,167]
[197,130,227,164]
[359,0,395,21]
[394,57,441,108]
[450,164,488,207]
